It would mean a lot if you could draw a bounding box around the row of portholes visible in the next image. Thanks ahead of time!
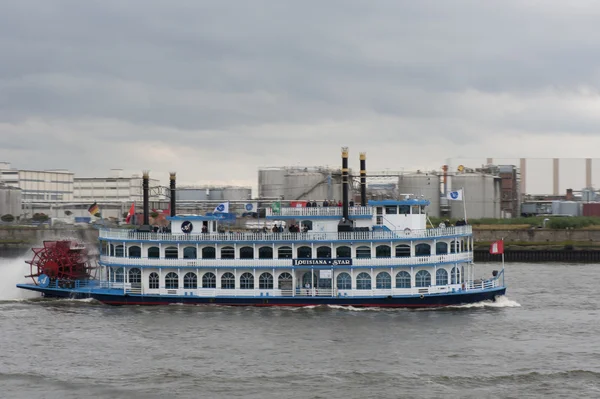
[103,241,469,260]
[108,267,465,290]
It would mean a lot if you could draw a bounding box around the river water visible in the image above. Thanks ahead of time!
[0,255,598,399]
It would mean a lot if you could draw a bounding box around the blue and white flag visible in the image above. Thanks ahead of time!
[446,189,463,201]
[213,202,229,213]
[244,202,257,213]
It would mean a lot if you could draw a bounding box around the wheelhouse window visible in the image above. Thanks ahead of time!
[278,246,292,259]
[411,205,420,214]
[436,269,448,285]
[165,246,178,259]
[239,246,254,259]
[297,246,312,259]
[128,246,141,258]
[165,272,179,289]
[259,247,273,259]
[356,246,371,259]
[385,206,397,215]
[399,205,410,215]
[240,272,254,289]
[221,246,235,259]
[336,272,351,290]
[415,270,431,287]
[278,272,293,290]
[128,268,141,284]
[183,247,197,259]
[395,271,411,288]
[149,272,159,289]
[415,243,431,256]
[316,246,331,258]
[184,272,197,289]
[376,272,392,289]
[202,247,216,259]
[375,245,391,258]
[221,272,235,289]
[356,272,372,290]
[202,272,216,288]
[259,273,273,289]
[336,246,351,258]
[436,242,448,255]
[395,245,410,257]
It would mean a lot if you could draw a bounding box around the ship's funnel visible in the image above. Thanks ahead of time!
[360,152,366,206]
[143,171,150,226]
[170,172,176,217]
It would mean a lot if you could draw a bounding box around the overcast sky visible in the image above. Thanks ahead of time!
[1,1,600,194]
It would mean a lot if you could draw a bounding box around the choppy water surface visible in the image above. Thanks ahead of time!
[1,257,598,399]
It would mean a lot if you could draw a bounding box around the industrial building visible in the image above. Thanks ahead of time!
[0,162,74,201]
[73,169,162,202]
[0,184,22,218]
[258,167,346,201]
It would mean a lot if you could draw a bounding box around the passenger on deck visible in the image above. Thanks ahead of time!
[323,199,329,207]
[272,225,278,233]
[349,199,355,207]
[311,200,317,207]
[306,200,312,208]
[337,200,342,207]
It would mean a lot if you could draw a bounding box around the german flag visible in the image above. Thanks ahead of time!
[88,202,99,215]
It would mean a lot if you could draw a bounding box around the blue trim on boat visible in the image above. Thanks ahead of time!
[369,200,430,206]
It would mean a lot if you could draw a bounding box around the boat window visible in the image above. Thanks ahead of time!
[101,242,109,256]
[356,272,372,290]
[184,272,197,289]
[301,220,313,231]
[128,268,141,284]
[451,267,460,284]
[149,272,159,289]
[460,239,465,252]
[395,245,411,257]
[221,246,235,259]
[356,246,371,258]
[278,246,292,259]
[258,247,273,259]
[128,246,141,258]
[399,205,410,215]
[415,243,431,256]
[316,246,332,259]
[302,272,317,287]
[109,244,114,256]
[420,205,426,214]
[183,247,197,259]
[165,272,179,289]
[297,246,312,259]
[415,270,431,287]
[259,273,274,289]
[395,271,411,288]
[148,246,159,259]
[278,272,293,290]
[115,245,124,258]
[436,269,448,285]
[240,272,254,289]
[165,246,178,259]
[221,272,235,289]
[461,266,465,283]
[336,246,351,258]
[385,206,397,215]
[436,242,448,255]
[450,241,457,254]
[202,272,216,288]
[411,205,420,215]
[336,272,352,290]
[112,267,124,283]
[202,247,216,259]
[376,207,383,215]
[376,272,391,289]
[240,246,254,259]
[375,245,391,258]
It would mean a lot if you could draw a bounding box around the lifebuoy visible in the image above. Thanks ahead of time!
[419,294,424,299]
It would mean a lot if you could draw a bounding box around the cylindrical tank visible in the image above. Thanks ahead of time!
[220,187,252,201]
[397,173,441,217]
[582,188,596,202]
[559,201,580,216]
[176,189,209,201]
[0,186,22,217]
[551,201,561,215]
[258,168,287,199]
[450,174,501,219]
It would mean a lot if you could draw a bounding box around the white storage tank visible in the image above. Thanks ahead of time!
[220,187,252,201]
[176,188,209,201]
[397,172,441,217]
[0,185,22,218]
[258,168,287,199]
[450,174,501,219]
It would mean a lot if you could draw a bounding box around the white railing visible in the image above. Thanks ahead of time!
[267,206,373,217]
[99,252,473,268]
[99,225,472,242]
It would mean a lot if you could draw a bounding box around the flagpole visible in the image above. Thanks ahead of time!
[462,186,468,223]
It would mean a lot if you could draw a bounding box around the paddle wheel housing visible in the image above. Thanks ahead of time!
[25,240,95,285]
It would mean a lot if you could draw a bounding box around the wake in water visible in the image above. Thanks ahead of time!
[449,295,521,309]
[0,255,41,301]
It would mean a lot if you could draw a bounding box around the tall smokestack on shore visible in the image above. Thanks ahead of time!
[360,152,366,206]
[342,147,349,220]
[170,172,176,217]
[143,171,150,225]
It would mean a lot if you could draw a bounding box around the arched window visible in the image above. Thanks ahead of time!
[221,246,235,259]
[316,246,331,258]
[415,243,431,256]
[376,272,391,289]
[302,271,317,287]
[240,272,254,289]
[115,245,124,257]
[101,242,109,256]
[128,268,141,284]
[128,246,141,258]
[165,272,179,289]
[259,273,273,289]
[278,272,293,290]
[221,272,235,289]
[461,266,465,283]
[396,271,411,288]
[451,267,460,284]
[184,272,197,289]
[375,245,391,258]
[301,220,313,231]
[337,272,352,290]
[415,270,431,287]
[258,247,273,259]
[202,272,216,288]
[436,242,448,255]
[165,246,178,259]
[356,272,372,290]
[436,269,448,285]
[240,246,254,259]
[336,246,351,258]
[202,247,216,259]
[395,245,411,257]
[356,246,371,259]
[183,247,197,259]
[148,247,160,259]
[113,267,124,283]
[297,246,312,259]
[149,272,159,289]
[450,241,457,254]
[278,246,292,259]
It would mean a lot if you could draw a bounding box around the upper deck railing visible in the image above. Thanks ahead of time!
[100,225,472,242]
[267,206,373,217]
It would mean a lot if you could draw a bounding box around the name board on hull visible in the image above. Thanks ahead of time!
[292,259,352,266]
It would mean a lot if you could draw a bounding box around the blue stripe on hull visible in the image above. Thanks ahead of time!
[15,284,506,308]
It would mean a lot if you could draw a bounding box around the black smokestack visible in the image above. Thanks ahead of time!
[360,152,366,206]
[170,172,176,217]
[143,171,150,225]
[342,147,349,220]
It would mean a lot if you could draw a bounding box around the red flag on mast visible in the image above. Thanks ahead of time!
[490,240,504,255]
[125,202,135,224]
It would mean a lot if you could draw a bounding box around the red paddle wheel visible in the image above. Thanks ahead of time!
[25,240,96,285]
